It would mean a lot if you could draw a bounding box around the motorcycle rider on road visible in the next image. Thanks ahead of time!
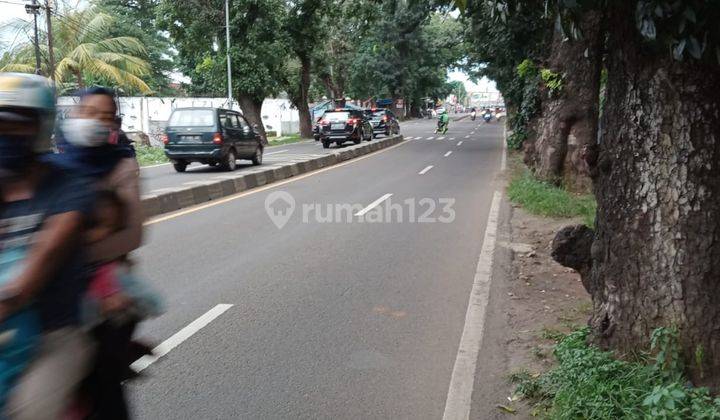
[0,73,97,420]
[435,108,450,135]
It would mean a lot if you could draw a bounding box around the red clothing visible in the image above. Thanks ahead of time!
[87,262,121,299]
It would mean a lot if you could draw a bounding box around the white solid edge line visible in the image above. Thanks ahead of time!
[418,165,433,175]
[444,151,453,157]
[442,191,502,420]
[265,149,290,155]
[355,193,393,216]
[457,141,463,146]
[130,303,234,373]
[501,124,507,171]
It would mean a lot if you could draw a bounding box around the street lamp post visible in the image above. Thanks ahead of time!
[225,0,233,109]
[25,0,42,75]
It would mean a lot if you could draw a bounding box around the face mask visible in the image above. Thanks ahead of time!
[0,135,33,178]
[61,118,111,148]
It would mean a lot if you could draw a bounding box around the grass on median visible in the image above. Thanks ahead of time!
[507,166,596,227]
[135,145,168,167]
[267,133,304,146]
[513,328,720,419]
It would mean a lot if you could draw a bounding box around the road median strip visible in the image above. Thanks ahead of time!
[141,135,405,218]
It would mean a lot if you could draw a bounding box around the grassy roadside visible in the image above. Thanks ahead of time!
[507,155,596,227]
[513,328,720,419]
[267,133,305,146]
[135,145,168,167]
[504,153,720,419]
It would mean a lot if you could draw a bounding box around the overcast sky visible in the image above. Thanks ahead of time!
[0,1,34,50]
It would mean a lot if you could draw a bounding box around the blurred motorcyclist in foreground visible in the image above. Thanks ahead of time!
[0,73,97,419]
[52,87,155,420]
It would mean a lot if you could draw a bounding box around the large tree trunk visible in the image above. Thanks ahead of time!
[238,95,268,144]
[297,56,313,139]
[531,11,603,192]
[587,2,720,387]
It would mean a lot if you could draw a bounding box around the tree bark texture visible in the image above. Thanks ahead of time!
[589,2,720,387]
[531,11,603,192]
[297,56,313,138]
[238,95,268,144]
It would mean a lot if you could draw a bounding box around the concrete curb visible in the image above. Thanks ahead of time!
[142,134,405,218]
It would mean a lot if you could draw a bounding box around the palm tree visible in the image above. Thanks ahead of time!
[1,8,152,94]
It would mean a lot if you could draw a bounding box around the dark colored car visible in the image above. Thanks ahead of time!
[364,108,400,137]
[163,107,264,172]
[313,110,325,141]
[317,109,373,149]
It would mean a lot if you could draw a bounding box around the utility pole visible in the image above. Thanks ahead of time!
[44,0,55,81]
[225,0,233,108]
[25,0,42,75]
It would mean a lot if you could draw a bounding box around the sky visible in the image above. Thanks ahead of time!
[0,1,35,50]
[448,70,498,94]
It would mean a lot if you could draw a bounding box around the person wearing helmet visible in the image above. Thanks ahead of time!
[435,108,449,135]
[51,87,145,420]
[0,73,96,419]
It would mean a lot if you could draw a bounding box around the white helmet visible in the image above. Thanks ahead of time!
[0,72,56,153]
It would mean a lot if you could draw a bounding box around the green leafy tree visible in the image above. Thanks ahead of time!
[94,0,176,95]
[2,8,151,94]
[159,0,289,138]
[348,5,464,116]
[488,0,720,388]
[281,0,326,138]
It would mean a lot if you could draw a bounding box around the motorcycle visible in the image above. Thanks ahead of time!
[435,119,449,134]
[483,113,492,123]
[470,111,476,121]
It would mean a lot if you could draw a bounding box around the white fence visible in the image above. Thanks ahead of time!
[57,96,300,146]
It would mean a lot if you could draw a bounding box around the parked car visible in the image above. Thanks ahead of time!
[317,109,373,148]
[364,108,400,138]
[163,107,264,172]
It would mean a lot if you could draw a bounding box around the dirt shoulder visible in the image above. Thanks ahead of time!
[469,196,591,418]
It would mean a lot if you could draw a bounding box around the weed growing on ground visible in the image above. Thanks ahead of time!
[135,145,168,167]
[514,328,720,419]
[507,171,596,227]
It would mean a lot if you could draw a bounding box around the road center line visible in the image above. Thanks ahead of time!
[426,136,435,140]
[418,165,433,175]
[130,304,234,373]
[457,141,463,146]
[438,136,446,140]
[464,135,470,138]
[355,193,393,216]
[442,191,502,420]
[444,151,453,157]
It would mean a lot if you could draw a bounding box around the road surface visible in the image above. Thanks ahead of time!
[129,117,505,419]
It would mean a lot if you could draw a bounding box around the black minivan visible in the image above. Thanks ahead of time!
[163,107,264,172]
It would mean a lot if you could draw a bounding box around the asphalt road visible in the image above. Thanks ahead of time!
[128,117,504,419]
[139,117,462,194]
